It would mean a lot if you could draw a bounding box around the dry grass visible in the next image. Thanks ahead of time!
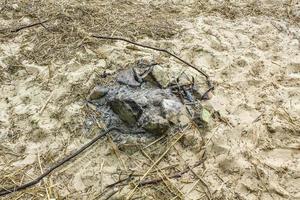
[192,0,300,21]
[1,0,298,67]
[0,0,180,65]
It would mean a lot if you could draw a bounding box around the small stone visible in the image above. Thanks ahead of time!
[201,108,211,123]
[142,114,170,134]
[193,108,211,127]
[178,115,190,128]
[117,69,141,87]
[161,99,183,119]
[181,134,198,147]
[151,65,170,88]
[88,86,108,100]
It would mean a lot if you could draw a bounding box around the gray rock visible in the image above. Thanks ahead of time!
[151,64,208,92]
[161,99,183,119]
[141,114,170,135]
[106,84,188,134]
[151,65,170,88]
[117,69,141,87]
[88,86,109,100]
[146,89,172,106]
[109,99,143,126]
[178,114,190,128]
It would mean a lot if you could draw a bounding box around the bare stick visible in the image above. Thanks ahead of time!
[0,19,51,33]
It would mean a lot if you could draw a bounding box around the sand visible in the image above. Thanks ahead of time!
[0,0,299,199]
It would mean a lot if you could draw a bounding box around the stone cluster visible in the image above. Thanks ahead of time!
[88,62,211,135]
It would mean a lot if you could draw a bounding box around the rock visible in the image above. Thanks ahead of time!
[181,133,199,147]
[161,99,183,116]
[88,86,108,100]
[151,64,204,88]
[109,99,143,125]
[147,89,172,106]
[151,65,170,88]
[194,108,211,127]
[141,114,170,134]
[161,99,182,114]
[106,84,191,133]
[117,69,141,87]
[201,108,211,123]
[178,114,190,128]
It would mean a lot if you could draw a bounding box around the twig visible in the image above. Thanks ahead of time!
[189,167,212,200]
[0,127,124,197]
[37,151,51,200]
[91,35,213,88]
[140,149,184,198]
[200,86,214,100]
[185,179,200,197]
[0,19,51,33]
[12,19,50,33]
[138,160,205,187]
[107,136,127,170]
[126,133,184,199]
[106,174,133,188]
[39,91,54,114]
[101,188,120,200]
[100,159,105,192]
[143,135,167,149]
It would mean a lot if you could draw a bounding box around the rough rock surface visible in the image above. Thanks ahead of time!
[117,68,141,87]
[109,98,143,125]
[88,86,109,100]
[141,114,170,134]
[106,85,185,134]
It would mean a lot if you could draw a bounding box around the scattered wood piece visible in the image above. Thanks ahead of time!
[140,149,184,198]
[138,159,205,187]
[126,133,184,199]
[143,135,167,149]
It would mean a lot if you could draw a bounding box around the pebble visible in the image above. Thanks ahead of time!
[88,86,109,100]
[117,69,141,87]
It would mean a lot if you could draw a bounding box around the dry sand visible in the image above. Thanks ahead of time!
[0,0,300,199]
